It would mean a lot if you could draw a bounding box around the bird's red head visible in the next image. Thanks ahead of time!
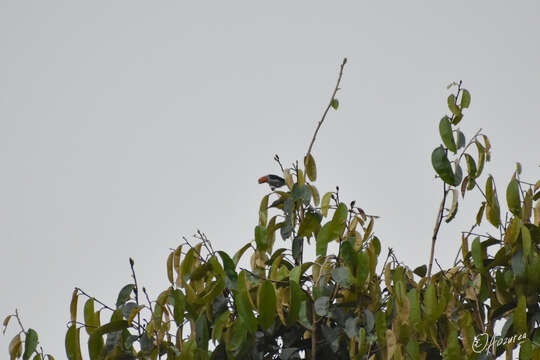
[258,176,268,184]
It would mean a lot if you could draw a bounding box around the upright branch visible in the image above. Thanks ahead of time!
[307,58,347,360]
[427,183,449,279]
[306,58,347,158]
[427,80,463,279]
[129,258,142,336]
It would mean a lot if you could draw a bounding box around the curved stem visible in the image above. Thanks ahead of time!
[306,58,347,158]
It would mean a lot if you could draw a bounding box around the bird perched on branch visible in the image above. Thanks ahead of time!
[258,174,285,190]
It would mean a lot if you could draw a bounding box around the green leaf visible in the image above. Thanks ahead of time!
[297,211,322,238]
[485,176,501,227]
[431,146,456,185]
[232,243,251,265]
[423,282,437,323]
[23,329,38,360]
[506,178,521,217]
[340,241,357,268]
[115,284,135,308]
[464,154,477,180]
[447,94,461,116]
[83,299,100,335]
[258,281,276,329]
[356,251,369,286]
[460,89,471,109]
[406,341,420,359]
[331,98,339,110]
[171,289,185,325]
[521,225,531,258]
[442,327,462,359]
[88,332,103,360]
[316,222,333,257]
[456,130,466,149]
[195,314,209,351]
[287,282,305,325]
[514,295,527,335]
[439,116,456,153]
[291,184,312,205]
[218,251,238,284]
[375,311,387,349]
[228,319,247,351]
[413,265,426,278]
[453,162,463,186]
[314,296,330,316]
[331,267,353,288]
[91,320,129,338]
[371,236,381,255]
[407,289,421,328]
[236,271,257,334]
[212,311,230,341]
[254,225,268,251]
[471,237,484,272]
[332,202,348,226]
[280,217,294,240]
[512,249,525,278]
[321,192,332,217]
[65,325,82,360]
[304,154,317,181]
[259,194,269,226]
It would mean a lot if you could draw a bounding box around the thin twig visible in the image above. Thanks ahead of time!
[14,309,26,334]
[427,183,449,279]
[306,58,347,158]
[130,258,142,337]
[75,287,115,312]
[457,128,483,163]
[274,154,285,173]
[143,287,161,359]
[453,224,478,265]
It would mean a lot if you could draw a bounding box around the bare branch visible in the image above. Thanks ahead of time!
[306,58,347,158]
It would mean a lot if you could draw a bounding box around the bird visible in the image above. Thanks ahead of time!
[258,174,286,190]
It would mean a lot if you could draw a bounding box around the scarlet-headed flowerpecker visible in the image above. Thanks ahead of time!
[258,174,285,190]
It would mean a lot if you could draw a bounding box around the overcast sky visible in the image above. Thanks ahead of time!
[1,1,539,357]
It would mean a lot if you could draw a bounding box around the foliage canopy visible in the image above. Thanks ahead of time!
[4,60,540,360]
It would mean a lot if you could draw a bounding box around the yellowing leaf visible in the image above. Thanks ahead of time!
[321,192,332,217]
[445,189,459,223]
[284,169,294,190]
[127,305,144,326]
[3,315,12,335]
[9,333,22,360]
[522,189,532,223]
[166,251,174,284]
[259,194,269,226]
[309,184,320,206]
[304,154,317,181]
[70,289,78,324]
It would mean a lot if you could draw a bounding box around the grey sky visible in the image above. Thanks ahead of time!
[1,1,539,357]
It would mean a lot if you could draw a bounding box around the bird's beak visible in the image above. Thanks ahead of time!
[258,176,268,184]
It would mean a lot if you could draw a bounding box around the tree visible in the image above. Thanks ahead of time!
[4,59,540,360]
